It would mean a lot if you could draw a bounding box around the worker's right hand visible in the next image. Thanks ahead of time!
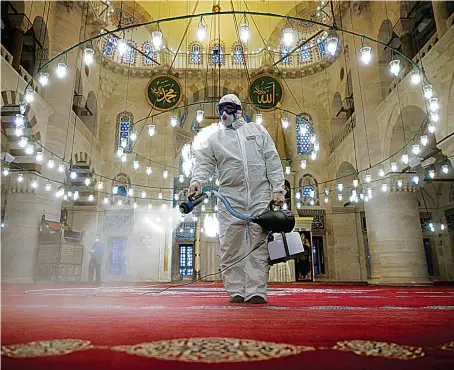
[188,181,202,198]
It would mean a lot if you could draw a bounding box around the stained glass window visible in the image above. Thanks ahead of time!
[211,44,223,65]
[302,185,314,198]
[179,244,194,276]
[233,44,245,64]
[317,36,326,57]
[296,114,314,155]
[103,36,117,57]
[280,46,290,65]
[116,112,134,153]
[299,41,311,62]
[299,174,319,206]
[190,43,202,64]
[122,42,135,64]
[143,43,154,65]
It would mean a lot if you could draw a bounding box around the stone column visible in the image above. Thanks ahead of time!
[365,179,431,285]
[394,18,416,72]
[432,1,450,38]
[11,28,25,72]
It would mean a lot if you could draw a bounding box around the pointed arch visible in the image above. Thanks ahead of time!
[115,111,134,153]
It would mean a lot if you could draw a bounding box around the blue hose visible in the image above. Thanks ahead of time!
[210,190,257,223]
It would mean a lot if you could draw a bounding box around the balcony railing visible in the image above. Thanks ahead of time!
[329,114,356,153]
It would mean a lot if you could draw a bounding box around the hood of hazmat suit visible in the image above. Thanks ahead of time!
[190,94,285,302]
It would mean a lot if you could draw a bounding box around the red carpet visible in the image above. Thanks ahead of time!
[2,283,454,369]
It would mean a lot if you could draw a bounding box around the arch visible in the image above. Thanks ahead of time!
[21,16,49,75]
[336,161,360,204]
[232,43,246,64]
[298,39,311,64]
[115,111,134,153]
[111,173,132,205]
[298,173,319,206]
[121,40,137,65]
[103,36,118,57]
[209,40,225,65]
[142,42,156,66]
[296,113,315,156]
[188,42,203,65]
[331,92,346,137]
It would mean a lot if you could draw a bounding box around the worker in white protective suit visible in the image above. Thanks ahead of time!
[189,94,285,304]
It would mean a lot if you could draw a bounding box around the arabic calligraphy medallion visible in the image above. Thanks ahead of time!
[249,74,283,111]
[146,74,182,111]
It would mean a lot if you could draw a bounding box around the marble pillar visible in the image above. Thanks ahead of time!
[365,185,431,285]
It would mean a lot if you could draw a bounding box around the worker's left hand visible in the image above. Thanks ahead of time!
[272,192,285,205]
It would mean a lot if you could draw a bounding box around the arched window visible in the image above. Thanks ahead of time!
[111,173,131,206]
[280,45,291,65]
[103,36,117,57]
[299,41,311,63]
[122,42,136,64]
[211,43,223,65]
[316,36,326,57]
[115,112,134,153]
[296,114,315,155]
[142,42,155,65]
[299,174,319,206]
[189,43,202,64]
[233,44,245,64]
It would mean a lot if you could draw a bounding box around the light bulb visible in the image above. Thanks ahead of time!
[282,203,288,210]
[141,190,146,198]
[67,191,73,197]
[17,173,24,182]
[88,194,94,202]
[146,166,152,175]
[309,189,315,198]
[327,36,338,56]
[85,178,91,186]
[215,179,220,186]
[25,88,35,103]
[163,170,168,178]
[73,191,79,200]
[296,202,301,209]
[428,169,435,179]
[3,167,9,176]
[19,136,28,148]
[35,152,43,162]
[70,171,77,180]
[113,186,118,194]
[429,222,434,232]
[441,164,449,174]
[428,123,436,133]
[300,159,307,169]
[174,194,179,201]
[133,160,139,170]
[324,188,329,195]
[170,115,178,127]
[31,179,38,188]
[121,154,127,163]
[197,21,207,41]
[423,84,433,100]
[401,154,409,164]
[117,199,123,206]
[360,46,371,64]
[353,179,359,187]
[148,124,156,136]
[56,62,67,78]
[410,70,421,85]
[441,223,445,231]
[255,113,263,125]
[314,141,320,152]
[104,197,109,204]
[179,174,184,183]
[281,117,289,129]
[378,167,385,177]
[309,199,315,206]
[15,114,24,126]
[83,47,94,65]
[310,151,317,160]
[300,125,307,135]
[239,23,250,43]
[296,192,301,200]
[19,101,27,114]
[324,196,329,204]
[152,30,162,49]
[365,174,371,183]
[133,201,138,209]
[196,110,204,123]
[367,187,372,197]
[337,193,343,201]
[45,182,51,191]
[337,183,343,192]
[413,175,420,184]
[391,162,398,172]
[130,130,137,141]
[63,194,68,201]
[58,164,65,173]
[148,203,153,210]
[310,134,316,144]
[47,159,55,168]
[430,111,439,123]
[117,39,127,56]
[25,143,34,155]
[282,27,294,47]
[381,183,388,192]
[97,182,103,190]
[117,147,124,157]
[285,166,291,175]
[412,144,420,155]
[201,205,206,212]
[429,97,439,113]
[397,179,403,188]
[420,135,428,147]
[389,59,400,76]
[39,72,49,86]
[120,138,127,149]
[15,125,24,136]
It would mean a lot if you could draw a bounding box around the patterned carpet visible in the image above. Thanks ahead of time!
[1,283,454,369]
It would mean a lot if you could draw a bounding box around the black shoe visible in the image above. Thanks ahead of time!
[229,295,244,303]
[245,296,267,304]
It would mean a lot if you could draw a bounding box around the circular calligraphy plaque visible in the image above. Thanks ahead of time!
[248,74,283,111]
[146,74,182,111]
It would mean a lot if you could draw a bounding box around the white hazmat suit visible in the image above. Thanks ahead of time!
[190,94,285,303]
